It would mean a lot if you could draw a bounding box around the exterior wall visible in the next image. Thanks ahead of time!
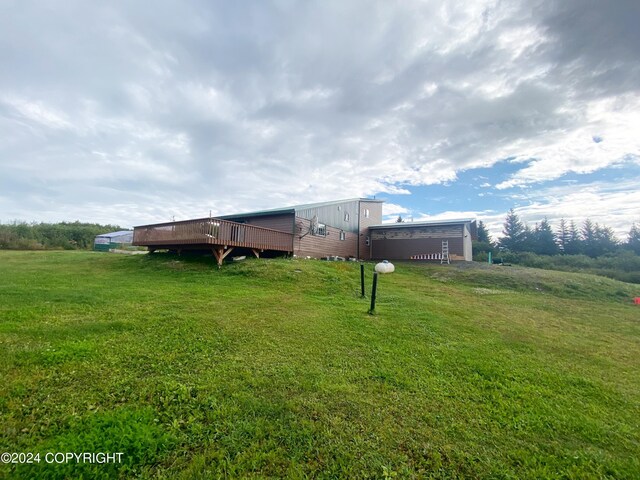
[370,224,466,260]
[463,223,472,261]
[292,199,382,259]
[294,217,359,258]
[358,200,383,260]
[295,200,362,234]
[222,213,295,234]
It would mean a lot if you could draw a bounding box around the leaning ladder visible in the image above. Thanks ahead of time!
[441,240,450,264]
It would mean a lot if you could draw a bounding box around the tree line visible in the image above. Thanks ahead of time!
[0,221,123,250]
[473,210,640,283]
[482,209,640,256]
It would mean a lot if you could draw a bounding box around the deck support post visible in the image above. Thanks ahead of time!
[251,249,260,259]
[212,246,234,267]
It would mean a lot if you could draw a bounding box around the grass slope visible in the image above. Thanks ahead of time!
[1,251,639,479]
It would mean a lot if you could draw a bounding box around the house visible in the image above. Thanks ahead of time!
[219,198,383,260]
[94,230,134,252]
[132,199,475,265]
[133,199,382,264]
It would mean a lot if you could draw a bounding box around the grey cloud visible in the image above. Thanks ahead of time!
[1,0,638,226]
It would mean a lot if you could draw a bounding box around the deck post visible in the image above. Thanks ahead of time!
[251,249,260,259]
[213,247,234,267]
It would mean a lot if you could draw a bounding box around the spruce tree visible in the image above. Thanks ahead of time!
[477,220,491,243]
[556,218,569,253]
[581,220,618,257]
[532,218,558,255]
[564,220,581,255]
[594,224,618,255]
[628,222,640,255]
[581,219,598,257]
[500,209,526,252]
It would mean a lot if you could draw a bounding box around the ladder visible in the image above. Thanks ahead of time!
[441,240,450,264]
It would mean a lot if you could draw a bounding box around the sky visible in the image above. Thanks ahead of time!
[1,0,639,240]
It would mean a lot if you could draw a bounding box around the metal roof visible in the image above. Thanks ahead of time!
[219,198,383,219]
[369,218,476,229]
[95,230,133,238]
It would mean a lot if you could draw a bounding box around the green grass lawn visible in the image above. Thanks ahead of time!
[1,250,639,479]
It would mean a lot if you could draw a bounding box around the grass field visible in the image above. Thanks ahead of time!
[1,250,639,479]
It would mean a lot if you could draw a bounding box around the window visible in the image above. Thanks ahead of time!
[363,208,370,218]
[316,223,327,236]
[365,235,370,246]
[344,212,350,222]
[340,231,345,241]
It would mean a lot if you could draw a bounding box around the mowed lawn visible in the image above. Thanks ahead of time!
[1,251,639,479]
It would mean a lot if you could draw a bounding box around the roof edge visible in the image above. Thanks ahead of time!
[220,197,383,218]
[369,218,476,229]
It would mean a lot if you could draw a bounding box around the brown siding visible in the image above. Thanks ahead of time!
[294,217,359,258]
[372,237,465,260]
[358,201,383,260]
[370,223,470,260]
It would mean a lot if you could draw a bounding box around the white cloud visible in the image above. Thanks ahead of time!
[382,203,410,216]
[0,0,639,228]
[505,179,640,238]
[496,95,640,189]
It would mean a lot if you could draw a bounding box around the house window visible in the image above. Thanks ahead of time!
[363,208,370,218]
[316,223,327,237]
[340,231,345,241]
[344,212,350,222]
[365,235,370,246]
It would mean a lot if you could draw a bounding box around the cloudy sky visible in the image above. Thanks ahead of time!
[1,0,639,239]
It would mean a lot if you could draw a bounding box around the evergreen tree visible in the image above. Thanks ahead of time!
[581,219,598,257]
[628,222,640,255]
[396,215,404,223]
[564,220,581,255]
[500,209,526,252]
[594,224,618,255]
[532,218,558,255]
[556,218,569,252]
[581,219,618,257]
[521,224,534,252]
[477,220,491,243]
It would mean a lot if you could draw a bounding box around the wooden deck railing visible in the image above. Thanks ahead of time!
[133,217,293,252]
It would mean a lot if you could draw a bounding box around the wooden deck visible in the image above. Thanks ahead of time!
[133,217,294,265]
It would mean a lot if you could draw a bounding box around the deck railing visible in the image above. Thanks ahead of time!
[133,217,293,252]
